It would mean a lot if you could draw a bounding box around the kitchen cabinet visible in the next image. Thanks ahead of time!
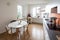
[43,19,58,40]
[51,6,57,13]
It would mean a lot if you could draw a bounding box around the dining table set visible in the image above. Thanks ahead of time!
[6,20,28,40]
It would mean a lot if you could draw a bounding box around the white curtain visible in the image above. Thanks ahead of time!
[30,7,40,18]
[17,5,22,19]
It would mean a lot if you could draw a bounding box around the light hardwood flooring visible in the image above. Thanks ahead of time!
[0,23,44,40]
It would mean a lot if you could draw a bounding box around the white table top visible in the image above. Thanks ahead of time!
[8,21,28,28]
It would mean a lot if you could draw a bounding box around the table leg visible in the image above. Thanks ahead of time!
[16,28,20,40]
[10,28,13,40]
[23,26,25,39]
[11,28,12,34]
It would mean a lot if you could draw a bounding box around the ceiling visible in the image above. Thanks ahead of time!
[18,0,60,10]
[17,0,50,11]
[18,0,49,5]
[18,0,60,5]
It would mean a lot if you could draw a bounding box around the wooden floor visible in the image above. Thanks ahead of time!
[0,23,44,40]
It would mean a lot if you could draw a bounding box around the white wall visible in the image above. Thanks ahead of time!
[0,0,17,33]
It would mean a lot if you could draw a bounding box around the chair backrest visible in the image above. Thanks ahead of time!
[10,20,16,23]
[21,21,28,25]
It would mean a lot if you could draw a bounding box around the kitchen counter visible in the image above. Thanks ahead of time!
[43,19,58,40]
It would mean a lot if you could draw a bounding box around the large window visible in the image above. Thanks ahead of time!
[31,7,40,18]
[17,5,22,19]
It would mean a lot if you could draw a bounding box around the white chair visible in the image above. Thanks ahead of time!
[5,25,16,34]
[5,25,10,34]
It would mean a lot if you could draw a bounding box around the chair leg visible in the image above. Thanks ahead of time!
[16,28,21,40]
[25,24,31,40]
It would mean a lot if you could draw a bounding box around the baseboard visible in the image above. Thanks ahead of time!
[0,30,6,34]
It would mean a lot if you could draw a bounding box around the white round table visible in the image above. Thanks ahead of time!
[8,21,28,40]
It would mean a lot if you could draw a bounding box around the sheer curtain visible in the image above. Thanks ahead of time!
[31,7,40,18]
[17,5,22,19]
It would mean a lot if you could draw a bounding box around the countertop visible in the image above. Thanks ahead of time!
[43,19,58,40]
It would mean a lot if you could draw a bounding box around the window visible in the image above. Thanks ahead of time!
[17,5,22,19]
[31,7,40,18]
